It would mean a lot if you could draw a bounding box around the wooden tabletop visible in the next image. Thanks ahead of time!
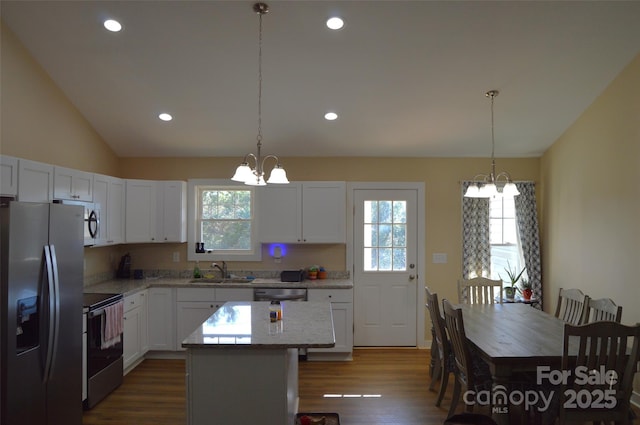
[458,303,565,371]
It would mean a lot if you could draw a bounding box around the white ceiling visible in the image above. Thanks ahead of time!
[2,1,639,159]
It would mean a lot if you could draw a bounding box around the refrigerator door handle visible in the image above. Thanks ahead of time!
[48,244,61,380]
[43,245,56,383]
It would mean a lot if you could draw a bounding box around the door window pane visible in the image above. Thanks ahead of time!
[363,200,407,271]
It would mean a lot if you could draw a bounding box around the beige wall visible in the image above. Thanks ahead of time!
[0,22,120,176]
[540,53,640,326]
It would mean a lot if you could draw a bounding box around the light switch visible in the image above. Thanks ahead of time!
[432,253,447,264]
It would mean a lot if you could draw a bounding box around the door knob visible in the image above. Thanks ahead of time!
[409,275,416,280]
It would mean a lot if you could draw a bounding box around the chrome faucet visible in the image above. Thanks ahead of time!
[212,261,227,279]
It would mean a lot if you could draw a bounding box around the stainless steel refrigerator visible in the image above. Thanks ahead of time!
[1,200,84,425]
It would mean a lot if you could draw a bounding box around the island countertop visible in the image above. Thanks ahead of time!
[181,301,336,349]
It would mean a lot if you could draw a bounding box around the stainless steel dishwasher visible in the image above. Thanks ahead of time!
[253,288,308,359]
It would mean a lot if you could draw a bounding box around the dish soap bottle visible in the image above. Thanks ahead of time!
[193,261,201,279]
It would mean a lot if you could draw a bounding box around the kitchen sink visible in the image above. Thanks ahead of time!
[189,278,254,284]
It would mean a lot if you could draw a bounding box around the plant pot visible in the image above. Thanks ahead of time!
[504,287,516,301]
[308,271,318,280]
[522,288,533,301]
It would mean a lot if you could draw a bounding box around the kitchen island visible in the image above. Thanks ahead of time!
[182,301,335,425]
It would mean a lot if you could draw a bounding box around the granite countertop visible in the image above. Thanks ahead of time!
[181,301,336,349]
[84,277,353,297]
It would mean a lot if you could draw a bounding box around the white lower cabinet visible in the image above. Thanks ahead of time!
[176,287,253,351]
[307,288,353,359]
[177,301,221,351]
[148,287,176,351]
[123,290,148,372]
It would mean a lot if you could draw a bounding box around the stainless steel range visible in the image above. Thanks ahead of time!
[83,293,124,409]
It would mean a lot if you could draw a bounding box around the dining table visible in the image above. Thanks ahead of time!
[456,303,566,425]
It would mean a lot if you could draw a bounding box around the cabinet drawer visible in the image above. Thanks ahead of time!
[215,288,253,301]
[307,289,353,303]
[177,287,216,302]
[124,291,145,313]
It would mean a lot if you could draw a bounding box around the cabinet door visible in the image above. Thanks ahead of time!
[95,174,125,245]
[302,182,346,243]
[159,181,186,242]
[108,177,125,244]
[54,166,93,201]
[258,183,301,242]
[139,290,149,355]
[17,159,54,202]
[125,179,157,242]
[328,302,353,352]
[148,288,176,351]
[123,306,141,370]
[92,175,109,245]
[307,289,353,354]
[0,155,18,196]
[176,301,220,351]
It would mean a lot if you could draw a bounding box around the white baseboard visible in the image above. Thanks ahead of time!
[145,350,186,360]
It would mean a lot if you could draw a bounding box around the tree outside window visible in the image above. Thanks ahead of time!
[197,187,253,252]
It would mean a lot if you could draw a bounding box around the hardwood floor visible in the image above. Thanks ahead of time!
[83,349,450,425]
[81,348,640,425]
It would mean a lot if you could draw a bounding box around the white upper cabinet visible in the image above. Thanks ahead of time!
[258,184,301,243]
[17,159,54,202]
[126,179,186,243]
[0,155,18,196]
[53,166,93,201]
[158,181,187,243]
[259,181,346,243]
[125,179,158,243]
[93,174,125,245]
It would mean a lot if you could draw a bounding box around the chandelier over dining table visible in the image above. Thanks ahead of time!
[231,2,289,186]
[464,90,519,198]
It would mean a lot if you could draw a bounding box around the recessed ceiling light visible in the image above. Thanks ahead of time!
[324,112,338,121]
[158,113,173,122]
[326,17,344,30]
[103,19,122,32]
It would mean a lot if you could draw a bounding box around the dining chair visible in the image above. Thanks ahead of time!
[554,287,589,325]
[425,287,454,407]
[558,321,640,424]
[457,277,503,304]
[442,298,492,418]
[582,297,622,323]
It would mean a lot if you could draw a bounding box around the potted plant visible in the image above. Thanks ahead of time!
[500,262,526,301]
[307,265,319,280]
[520,279,533,301]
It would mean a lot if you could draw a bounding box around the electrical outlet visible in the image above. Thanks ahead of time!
[432,253,448,264]
[172,252,180,262]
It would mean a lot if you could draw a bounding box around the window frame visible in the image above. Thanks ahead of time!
[187,179,262,262]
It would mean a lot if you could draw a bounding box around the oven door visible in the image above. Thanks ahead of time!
[86,308,123,378]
